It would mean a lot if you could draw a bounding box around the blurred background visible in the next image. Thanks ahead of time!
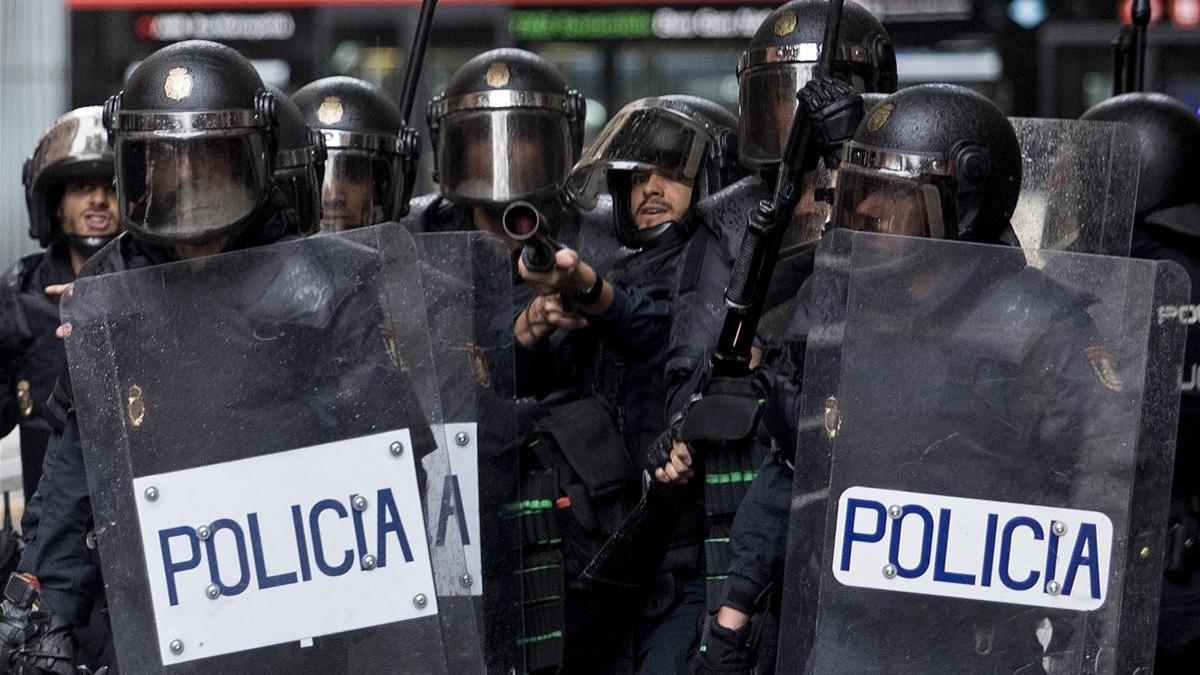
[2,0,1200,272]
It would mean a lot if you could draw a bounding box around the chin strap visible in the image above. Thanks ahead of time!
[66,234,118,261]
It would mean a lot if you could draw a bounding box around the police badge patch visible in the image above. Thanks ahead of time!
[163,67,193,101]
[773,11,798,37]
[485,63,511,88]
[866,102,894,133]
[318,96,344,125]
[1084,346,1123,392]
[467,342,492,389]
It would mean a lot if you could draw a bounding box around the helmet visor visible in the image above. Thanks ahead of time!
[275,165,323,236]
[738,62,818,167]
[319,148,400,232]
[833,164,948,238]
[437,109,571,205]
[116,130,269,243]
[565,105,709,209]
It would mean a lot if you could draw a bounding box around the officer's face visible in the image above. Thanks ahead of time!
[321,161,374,232]
[629,169,693,229]
[843,183,930,237]
[58,179,118,237]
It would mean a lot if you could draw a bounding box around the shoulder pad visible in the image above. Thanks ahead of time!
[397,193,447,234]
[7,252,45,292]
[1144,203,1200,240]
[693,176,770,258]
[961,266,1097,362]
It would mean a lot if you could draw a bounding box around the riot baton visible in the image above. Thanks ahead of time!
[1131,0,1150,92]
[393,0,437,217]
[398,0,438,126]
[1112,0,1151,95]
[503,201,565,274]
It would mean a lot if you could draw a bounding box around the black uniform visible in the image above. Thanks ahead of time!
[1,243,74,500]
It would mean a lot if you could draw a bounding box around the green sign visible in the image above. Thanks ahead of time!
[509,10,654,41]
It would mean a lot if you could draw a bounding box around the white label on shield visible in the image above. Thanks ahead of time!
[831,486,1113,611]
[440,422,482,597]
[134,429,437,665]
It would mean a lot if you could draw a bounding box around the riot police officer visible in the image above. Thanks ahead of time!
[2,107,119,504]
[671,84,1026,672]
[1081,92,1200,671]
[267,85,326,235]
[666,0,898,419]
[292,76,417,232]
[2,40,300,672]
[402,48,591,247]
[514,95,743,673]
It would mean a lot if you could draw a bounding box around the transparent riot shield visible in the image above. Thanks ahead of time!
[776,229,1188,673]
[60,225,478,672]
[411,230,522,673]
[1010,118,1139,255]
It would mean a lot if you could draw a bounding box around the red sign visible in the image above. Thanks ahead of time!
[1173,0,1200,27]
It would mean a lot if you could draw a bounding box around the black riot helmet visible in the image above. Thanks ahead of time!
[428,48,585,207]
[293,76,417,232]
[103,40,278,246]
[565,95,741,248]
[832,84,1022,245]
[23,106,118,254]
[267,85,326,235]
[738,0,897,169]
[1081,93,1200,217]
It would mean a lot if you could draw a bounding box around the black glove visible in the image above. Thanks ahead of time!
[16,613,78,675]
[693,617,754,674]
[1,573,38,672]
[797,76,863,170]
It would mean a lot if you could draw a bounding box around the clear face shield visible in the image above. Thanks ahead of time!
[564,102,712,210]
[738,61,820,168]
[433,91,574,206]
[832,144,955,240]
[736,44,873,167]
[115,123,271,245]
[274,144,322,236]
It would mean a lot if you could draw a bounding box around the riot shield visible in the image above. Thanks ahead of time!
[776,229,1188,673]
[60,226,479,672]
[411,230,522,673]
[1010,118,1139,255]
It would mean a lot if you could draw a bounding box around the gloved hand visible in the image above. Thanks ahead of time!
[693,615,755,674]
[16,613,78,675]
[797,75,863,170]
[1,573,38,673]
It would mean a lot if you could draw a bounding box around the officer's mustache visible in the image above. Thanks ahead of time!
[636,196,672,216]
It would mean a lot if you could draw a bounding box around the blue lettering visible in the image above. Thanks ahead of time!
[1062,523,1102,599]
[933,508,975,585]
[309,499,353,576]
[377,488,414,567]
[980,513,998,587]
[888,505,933,579]
[999,516,1043,591]
[291,504,312,582]
[840,499,886,572]
[248,513,297,590]
[204,518,251,597]
[436,475,470,547]
[159,526,200,607]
